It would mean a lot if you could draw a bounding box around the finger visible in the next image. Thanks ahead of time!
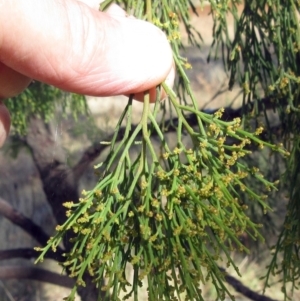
[0,62,32,99]
[0,101,11,148]
[0,0,173,98]
[104,4,175,102]
[132,62,175,102]
[104,4,174,102]
[77,0,101,10]
[105,3,127,17]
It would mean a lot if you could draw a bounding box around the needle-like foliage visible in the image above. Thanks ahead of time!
[24,0,300,300]
[0,0,286,301]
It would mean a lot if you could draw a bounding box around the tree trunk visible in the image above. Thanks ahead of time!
[25,116,105,301]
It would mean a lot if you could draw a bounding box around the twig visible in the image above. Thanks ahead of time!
[0,250,280,301]
[0,248,64,262]
[0,197,64,256]
[0,266,74,288]
[73,97,279,176]
[220,267,279,301]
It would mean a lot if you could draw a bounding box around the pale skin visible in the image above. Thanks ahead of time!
[0,0,174,147]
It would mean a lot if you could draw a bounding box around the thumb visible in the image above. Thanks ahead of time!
[0,0,174,99]
[105,4,175,102]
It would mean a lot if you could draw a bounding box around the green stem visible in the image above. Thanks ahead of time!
[148,112,172,154]
[141,92,162,163]
[112,122,142,179]
[162,82,195,138]
[142,91,150,138]
[146,0,152,22]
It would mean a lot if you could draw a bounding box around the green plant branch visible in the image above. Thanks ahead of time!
[33,1,294,301]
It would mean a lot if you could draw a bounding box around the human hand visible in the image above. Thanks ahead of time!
[0,0,174,147]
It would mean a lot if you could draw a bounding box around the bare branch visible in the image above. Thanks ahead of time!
[0,248,64,262]
[221,267,278,301]
[0,266,74,288]
[25,116,80,227]
[25,117,100,301]
[0,252,280,301]
[0,197,64,256]
[73,97,278,176]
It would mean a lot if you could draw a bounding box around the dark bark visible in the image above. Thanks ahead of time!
[0,197,64,256]
[221,267,279,301]
[0,266,74,288]
[0,248,62,261]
